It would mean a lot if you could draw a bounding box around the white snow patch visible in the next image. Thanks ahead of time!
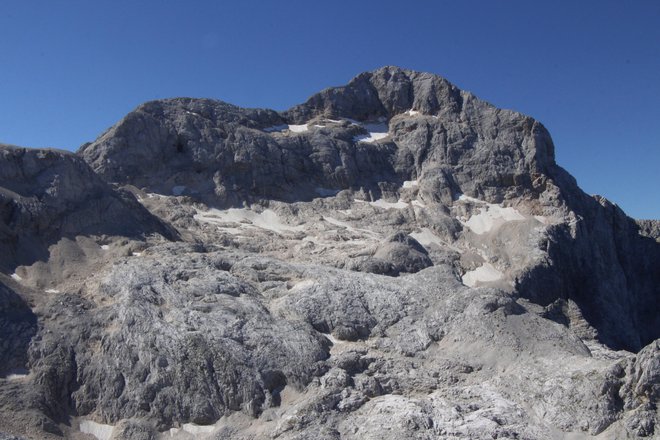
[313,124,325,128]
[409,228,461,252]
[534,215,548,224]
[402,180,419,188]
[411,200,426,208]
[460,205,526,235]
[369,199,409,210]
[100,245,109,250]
[167,423,217,437]
[458,194,487,204]
[323,333,344,345]
[80,420,115,440]
[462,263,503,287]
[195,208,303,234]
[6,373,28,381]
[45,289,60,294]
[457,194,526,234]
[132,252,142,257]
[288,124,309,133]
[182,423,216,435]
[10,273,22,281]
[324,118,342,123]
[405,109,420,116]
[172,185,186,196]
[290,279,315,291]
[353,122,389,143]
[5,369,29,381]
[410,228,444,247]
[264,124,309,133]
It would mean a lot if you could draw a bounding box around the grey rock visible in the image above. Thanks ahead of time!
[0,282,36,376]
[0,144,177,272]
[0,67,657,439]
[637,219,660,241]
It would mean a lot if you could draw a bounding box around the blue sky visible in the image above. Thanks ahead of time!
[1,1,658,218]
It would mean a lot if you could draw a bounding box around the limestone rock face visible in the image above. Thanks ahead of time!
[0,145,176,272]
[79,67,554,207]
[1,68,658,439]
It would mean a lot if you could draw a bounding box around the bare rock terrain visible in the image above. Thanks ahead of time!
[1,67,658,439]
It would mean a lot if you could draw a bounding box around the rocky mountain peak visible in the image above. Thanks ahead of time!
[286,66,464,122]
[1,68,658,439]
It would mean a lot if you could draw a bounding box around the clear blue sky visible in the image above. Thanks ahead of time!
[1,1,658,218]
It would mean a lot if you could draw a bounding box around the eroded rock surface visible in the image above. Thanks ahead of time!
[0,67,658,439]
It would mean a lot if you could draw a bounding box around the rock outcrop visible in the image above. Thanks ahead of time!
[0,67,658,439]
[0,145,176,272]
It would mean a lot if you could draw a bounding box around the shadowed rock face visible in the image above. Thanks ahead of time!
[0,145,177,271]
[0,68,658,439]
[0,283,37,377]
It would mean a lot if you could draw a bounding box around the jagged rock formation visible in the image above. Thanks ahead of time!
[1,67,658,439]
[0,145,176,272]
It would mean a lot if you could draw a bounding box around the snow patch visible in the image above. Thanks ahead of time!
[462,205,525,234]
[172,185,186,196]
[411,200,426,208]
[402,180,419,188]
[195,208,303,234]
[4,369,29,381]
[100,245,110,250]
[323,333,344,345]
[457,194,527,234]
[405,109,420,116]
[410,228,444,247]
[183,423,216,435]
[288,124,309,133]
[290,279,315,291]
[80,420,115,440]
[264,124,309,133]
[45,289,60,294]
[534,215,548,224]
[462,263,503,287]
[132,252,142,257]
[167,423,217,437]
[353,122,389,143]
[458,194,486,204]
[369,199,409,210]
[6,373,28,381]
[10,273,22,281]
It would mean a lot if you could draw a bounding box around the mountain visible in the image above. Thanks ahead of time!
[1,67,658,439]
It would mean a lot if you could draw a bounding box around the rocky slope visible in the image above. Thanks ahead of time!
[0,67,658,439]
